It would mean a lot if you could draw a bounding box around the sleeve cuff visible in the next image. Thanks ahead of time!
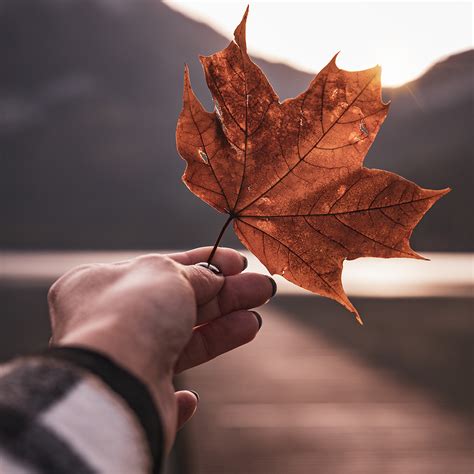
[41,346,164,474]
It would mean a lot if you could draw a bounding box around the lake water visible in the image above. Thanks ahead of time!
[1,250,472,298]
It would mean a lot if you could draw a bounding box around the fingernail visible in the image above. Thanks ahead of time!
[240,253,248,270]
[268,277,277,297]
[189,390,200,403]
[251,311,263,330]
[196,262,221,275]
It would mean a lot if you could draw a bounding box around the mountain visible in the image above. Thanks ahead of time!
[366,49,473,251]
[1,0,472,251]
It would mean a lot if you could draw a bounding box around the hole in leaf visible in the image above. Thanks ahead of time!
[198,150,209,164]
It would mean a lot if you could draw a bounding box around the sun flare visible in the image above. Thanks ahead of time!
[164,1,472,87]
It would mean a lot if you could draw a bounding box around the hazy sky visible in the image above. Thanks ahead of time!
[163,1,473,86]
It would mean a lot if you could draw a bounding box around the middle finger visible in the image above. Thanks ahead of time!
[196,272,276,325]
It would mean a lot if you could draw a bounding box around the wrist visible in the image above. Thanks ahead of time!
[57,317,172,398]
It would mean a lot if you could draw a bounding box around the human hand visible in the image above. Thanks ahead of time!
[47,247,276,451]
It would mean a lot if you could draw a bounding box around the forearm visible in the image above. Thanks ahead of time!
[0,348,163,474]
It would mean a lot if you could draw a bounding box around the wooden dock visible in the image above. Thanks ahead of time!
[179,305,473,474]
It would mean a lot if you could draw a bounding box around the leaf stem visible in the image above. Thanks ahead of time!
[207,214,235,265]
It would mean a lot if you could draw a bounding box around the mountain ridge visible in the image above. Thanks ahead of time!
[0,0,472,250]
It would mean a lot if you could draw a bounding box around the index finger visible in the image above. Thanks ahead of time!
[167,247,247,276]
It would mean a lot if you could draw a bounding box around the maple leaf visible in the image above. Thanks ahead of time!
[176,7,450,323]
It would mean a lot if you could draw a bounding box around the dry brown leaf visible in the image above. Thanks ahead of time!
[176,7,450,323]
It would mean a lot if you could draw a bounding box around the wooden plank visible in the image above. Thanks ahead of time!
[180,306,473,474]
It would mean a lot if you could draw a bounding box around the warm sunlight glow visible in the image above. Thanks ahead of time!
[163,1,473,87]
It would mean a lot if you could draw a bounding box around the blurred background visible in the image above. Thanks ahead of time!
[0,1,473,473]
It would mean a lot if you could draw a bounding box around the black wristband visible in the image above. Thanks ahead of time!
[42,346,163,474]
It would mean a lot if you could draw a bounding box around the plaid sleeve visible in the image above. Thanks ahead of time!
[0,347,164,474]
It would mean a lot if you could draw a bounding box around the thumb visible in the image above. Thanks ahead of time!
[175,390,199,430]
[182,263,225,305]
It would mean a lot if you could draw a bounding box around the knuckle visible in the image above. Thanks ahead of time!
[134,254,179,271]
[134,253,161,264]
[47,263,100,306]
[61,263,96,281]
[47,282,59,307]
[70,263,96,273]
[188,265,215,290]
[132,255,188,288]
[159,255,179,269]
